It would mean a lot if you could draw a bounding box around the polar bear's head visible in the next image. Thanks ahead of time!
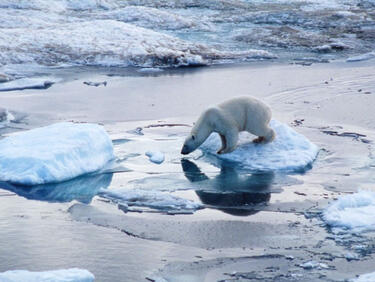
[181,118,213,155]
[181,132,201,155]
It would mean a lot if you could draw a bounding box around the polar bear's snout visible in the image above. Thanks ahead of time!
[181,144,190,155]
[181,135,199,155]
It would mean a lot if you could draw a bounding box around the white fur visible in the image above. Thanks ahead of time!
[181,96,275,154]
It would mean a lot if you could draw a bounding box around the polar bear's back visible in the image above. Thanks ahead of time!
[217,96,272,132]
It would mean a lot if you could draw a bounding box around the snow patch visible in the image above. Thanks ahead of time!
[0,268,94,282]
[145,151,165,164]
[99,188,202,212]
[322,190,375,232]
[200,120,319,172]
[0,122,114,185]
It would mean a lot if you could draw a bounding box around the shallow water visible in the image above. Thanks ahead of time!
[1,61,375,280]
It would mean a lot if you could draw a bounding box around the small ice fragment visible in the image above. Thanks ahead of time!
[146,151,165,164]
[137,67,164,73]
[299,261,328,270]
[0,74,10,83]
[0,108,14,127]
[0,77,59,91]
[83,81,107,87]
[300,261,319,269]
[0,268,95,282]
[345,252,360,261]
[127,127,144,135]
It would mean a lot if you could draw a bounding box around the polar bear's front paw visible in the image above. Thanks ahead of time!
[253,136,265,143]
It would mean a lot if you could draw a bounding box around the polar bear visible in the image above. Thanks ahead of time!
[181,96,275,155]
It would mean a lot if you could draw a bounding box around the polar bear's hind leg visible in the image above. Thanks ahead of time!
[217,134,227,154]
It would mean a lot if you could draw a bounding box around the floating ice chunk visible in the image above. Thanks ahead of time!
[0,122,114,185]
[0,268,94,282]
[299,261,329,270]
[145,151,165,164]
[0,108,14,128]
[347,52,375,62]
[0,77,59,91]
[99,188,202,212]
[137,67,164,73]
[200,120,319,172]
[322,190,375,231]
[345,252,360,261]
[352,271,375,282]
[83,81,107,87]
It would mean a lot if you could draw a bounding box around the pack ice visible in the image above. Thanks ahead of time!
[0,268,94,282]
[0,122,114,185]
[200,120,319,172]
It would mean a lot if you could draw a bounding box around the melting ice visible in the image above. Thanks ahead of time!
[323,190,375,232]
[98,188,203,213]
[0,122,114,185]
[0,268,94,282]
[200,120,319,172]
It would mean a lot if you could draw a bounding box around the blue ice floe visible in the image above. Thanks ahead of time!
[323,190,375,232]
[200,120,319,172]
[0,122,114,185]
[0,268,94,282]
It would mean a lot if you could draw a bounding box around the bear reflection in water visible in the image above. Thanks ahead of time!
[181,159,273,216]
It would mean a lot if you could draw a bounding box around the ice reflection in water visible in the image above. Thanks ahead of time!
[0,173,113,204]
